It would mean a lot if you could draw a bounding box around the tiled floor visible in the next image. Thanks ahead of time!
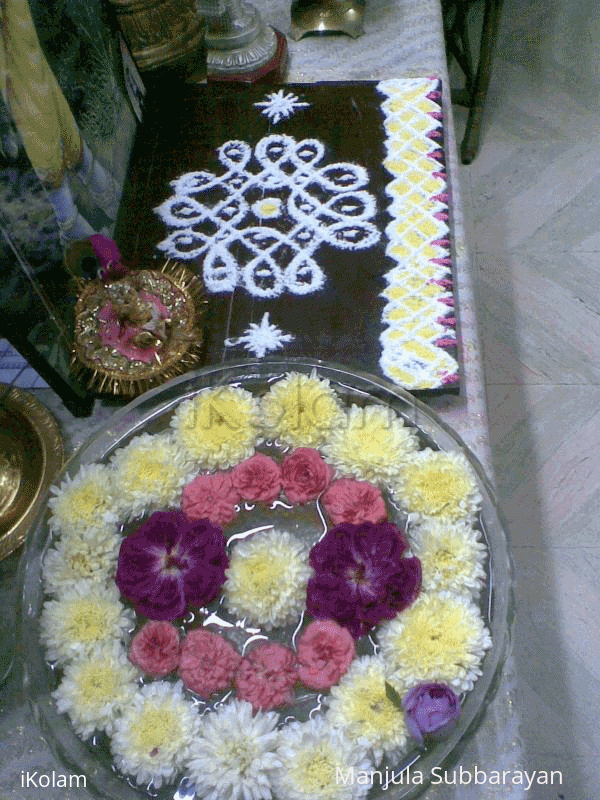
[454,0,600,796]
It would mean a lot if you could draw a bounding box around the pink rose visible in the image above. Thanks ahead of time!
[235,643,298,711]
[297,619,355,690]
[231,453,282,503]
[281,448,333,504]
[182,471,240,527]
[322,478,387,525]
[128,620,180,676]
[178,629,242,699]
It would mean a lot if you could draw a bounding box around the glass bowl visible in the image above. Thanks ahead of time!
[19,358,513,800]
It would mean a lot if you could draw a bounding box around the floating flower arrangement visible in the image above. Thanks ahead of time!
[41,370,491,799]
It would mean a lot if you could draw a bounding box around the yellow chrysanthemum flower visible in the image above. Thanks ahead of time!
[377,592,492,692]
[43,528,121,596]
[260,371,344,448]
[224,529,312,628]
[170,386,260,469]
[40,582,134,665]
[322,404,418,484]
[110,433,191,519]
[408,518,487,597]
[326,656,408,764]
[274,716,372,800]
[394,450,481,520]
[53,644,139,738]
[111,681,200,788]
[48,464,118,537]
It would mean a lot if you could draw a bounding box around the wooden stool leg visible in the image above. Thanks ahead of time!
[460,0,504,164]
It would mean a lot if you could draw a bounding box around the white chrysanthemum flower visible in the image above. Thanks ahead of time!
[223,529,312,629]
[109,433,192,519]
[53,643,139,738]
[393,450,482,521]
[377,591,492,693]
[40,582,134,666]
[322,404,418,484]
[170,386,261,469]
[43,528,121,596]
[48,464,119,537]
[260,370,344,448]
[326,656,408,765]
[273,716,372,800]
[111,681,200,789]
[408,518,487,597]
[187,699,280,800]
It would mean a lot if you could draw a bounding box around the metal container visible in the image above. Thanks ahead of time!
[109,0,206,77]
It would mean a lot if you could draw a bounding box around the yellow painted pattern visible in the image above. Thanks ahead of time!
[377,78,459,389]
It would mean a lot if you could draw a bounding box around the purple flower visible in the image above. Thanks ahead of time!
[402,683,461,744]
[306,521,421,639]
[115,511,228,621]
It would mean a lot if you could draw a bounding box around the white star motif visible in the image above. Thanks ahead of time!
[224,313,295,358]
[254,90,310,124]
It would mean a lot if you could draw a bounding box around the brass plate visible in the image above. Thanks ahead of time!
[72,260,207,397]
[0,387,64,560]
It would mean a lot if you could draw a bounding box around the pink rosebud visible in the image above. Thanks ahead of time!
[297,619,355,690]
[281,448,333,504]
[128,620,180,676]
[178,629,242,699]
[231,453,282,503]
[402,683,461,744]
[322,478,387,525]
[235,642,298,711]
[182,471,241,527]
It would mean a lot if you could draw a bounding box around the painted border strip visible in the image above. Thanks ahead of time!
[377,78,459,390]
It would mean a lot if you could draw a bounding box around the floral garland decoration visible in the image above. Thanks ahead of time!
[40,372,492,796]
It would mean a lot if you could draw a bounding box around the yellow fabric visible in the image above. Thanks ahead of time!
[0,0,82,187]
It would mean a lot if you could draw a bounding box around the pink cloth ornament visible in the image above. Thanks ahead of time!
[281,448,333,504]
[98,291,169,363]
[231,453,282,503]
[235,642,298,711]
[296,619,355,690]
[322,478,387,525]
[182,471,241,527]
[89,234,128,281]
[178,629,242,699]
[128,620,181,676]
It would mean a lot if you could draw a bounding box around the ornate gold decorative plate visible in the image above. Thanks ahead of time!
[0,387,64,559]
[72,259,207,397]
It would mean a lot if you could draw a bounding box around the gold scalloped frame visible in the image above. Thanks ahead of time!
[0,387,64,560]
[71,259,207,397]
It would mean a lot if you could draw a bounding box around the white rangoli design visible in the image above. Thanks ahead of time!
[224,313,294,358]
[253,90,310,123]
[154,134,380,298]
